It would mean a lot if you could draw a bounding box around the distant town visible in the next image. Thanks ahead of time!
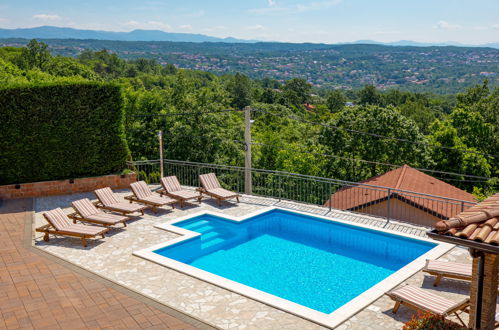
[1,38,498,94]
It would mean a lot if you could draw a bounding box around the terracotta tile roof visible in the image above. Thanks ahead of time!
[303,103,316,110]
[325,165,476,219]
[435,193,499,245]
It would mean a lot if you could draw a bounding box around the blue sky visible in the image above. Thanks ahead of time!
[0,0,498,44]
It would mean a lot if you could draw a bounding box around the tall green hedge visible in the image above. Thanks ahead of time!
[0,82,130,184]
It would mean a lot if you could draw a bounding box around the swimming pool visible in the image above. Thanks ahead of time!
[134,207,451,328]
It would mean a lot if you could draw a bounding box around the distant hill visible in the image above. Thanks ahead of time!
[1,26,497,49]
[352,39,499,49]
[0,26,257,43]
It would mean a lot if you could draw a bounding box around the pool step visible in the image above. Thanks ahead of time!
[182,220,212,231]
[186,224,215,234]
[202,237,226,249]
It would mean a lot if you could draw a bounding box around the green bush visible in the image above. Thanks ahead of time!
[0,82,130,184]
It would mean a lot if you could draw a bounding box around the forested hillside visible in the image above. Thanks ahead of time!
[1,40,497,197]
[1,38,498,94]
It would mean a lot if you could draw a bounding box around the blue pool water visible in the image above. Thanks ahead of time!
[155,209,435,313]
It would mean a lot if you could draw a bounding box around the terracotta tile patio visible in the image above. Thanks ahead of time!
[0,198,211,330]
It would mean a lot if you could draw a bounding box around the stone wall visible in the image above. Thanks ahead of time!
[0,173,137,200]
[468,252,498,329]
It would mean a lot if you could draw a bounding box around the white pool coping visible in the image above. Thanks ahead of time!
[133,207,454,329]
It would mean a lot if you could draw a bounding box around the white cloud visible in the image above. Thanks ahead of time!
[247,24,265,31]
[124,20,172,31]
[125,20,140,26]
[202,25,227,33]
[492,24,499,29]
[179,24,193,30]
[33,14,61,21]
[0,18,9,24]
[434,20,461,29]
[250,0,342,15]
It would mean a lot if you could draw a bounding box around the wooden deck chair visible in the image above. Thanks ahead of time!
[36,208,108,247]
[198,173,241,206]
[423,259,473,287]
[386,285,469,326]
[70,198,129,227]
[125,181,176,213]
[94,187,146,215]
[423,259,499,294]
[159,176,201,208]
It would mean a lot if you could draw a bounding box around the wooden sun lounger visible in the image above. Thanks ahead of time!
[423,259,499,294]
[197,173,241,206]
[158,176,201,208]
[386,285,469,326]
[36,208,108,247]
[423,259,472,287]
[125,181,176,213]
[95,187,146,216]
[70,198,129,227]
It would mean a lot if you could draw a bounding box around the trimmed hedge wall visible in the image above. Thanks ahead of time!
[0,82,130,184]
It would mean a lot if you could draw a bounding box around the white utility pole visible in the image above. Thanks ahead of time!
[158,130,164,178]
[244,106,252,194]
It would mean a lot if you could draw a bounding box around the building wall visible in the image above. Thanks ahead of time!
[469,253,498,329]
[0,173,137,200]
[356,198,442,227]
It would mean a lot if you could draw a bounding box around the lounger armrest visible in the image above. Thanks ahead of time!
[93,200,104,208]
[35,224,52,232]
[124,195,137,201]
[67,212,82,220]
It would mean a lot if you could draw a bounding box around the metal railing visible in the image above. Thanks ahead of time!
[127,159,477,227]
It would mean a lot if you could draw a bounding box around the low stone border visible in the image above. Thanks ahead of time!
[1,173,137,199]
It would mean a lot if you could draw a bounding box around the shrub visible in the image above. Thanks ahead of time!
[403,312,466,330]
[0,82,130,184]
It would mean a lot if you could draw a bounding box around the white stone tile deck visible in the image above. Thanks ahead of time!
[32,187,495,329]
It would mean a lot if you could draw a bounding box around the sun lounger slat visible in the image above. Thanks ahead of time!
[39,208,108,247]
[198,173,240,206]
[95,187,146,215]
[200,173,222,190]
[160,176,201,207]
[161,176,182,192]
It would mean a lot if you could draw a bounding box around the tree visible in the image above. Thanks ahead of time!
[319,105,433,181]
[357,85,381,106]
[228,72,252,109]
[45,56,98,79]
[397,101,437,135]
[428,119,491,190]
[456,80,489,107]
[282,78,311,106]
[326,90,346,112]
[14,39,51,70]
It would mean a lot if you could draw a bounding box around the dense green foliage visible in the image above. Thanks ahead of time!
[1,38,498,94]
[0,81,130,184]
[0,40,497,196]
